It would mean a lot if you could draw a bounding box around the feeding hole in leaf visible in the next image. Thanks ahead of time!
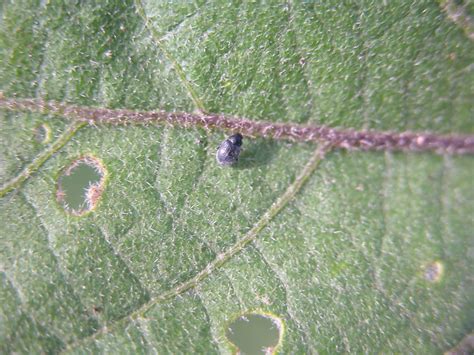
[56,156,107,216]
[226,312,283,355]
[34,123,51,144]
[424,261,444,283]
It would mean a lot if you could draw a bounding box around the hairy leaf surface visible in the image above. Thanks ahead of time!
[1,1,473,353]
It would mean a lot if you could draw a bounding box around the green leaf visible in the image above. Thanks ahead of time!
[1,1,473,353]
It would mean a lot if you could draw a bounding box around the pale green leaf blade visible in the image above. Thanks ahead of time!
[1,1,473,354]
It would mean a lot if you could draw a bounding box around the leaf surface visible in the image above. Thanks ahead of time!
[1,1,473,353]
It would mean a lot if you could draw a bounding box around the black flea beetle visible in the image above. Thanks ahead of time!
[216,133,243,166]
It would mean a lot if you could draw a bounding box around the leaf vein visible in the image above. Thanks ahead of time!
[61,143,330,352]
[285,0,317,123]
[0,120,86,197]
[20,191,95,325]
[134,0,207,112]
[252,242,315,353]
[2,96,472,155]
[97,225,152,302]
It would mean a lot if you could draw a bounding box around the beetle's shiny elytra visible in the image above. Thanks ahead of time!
[216,133,243,166]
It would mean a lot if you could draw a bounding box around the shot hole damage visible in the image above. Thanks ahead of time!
[56,156,107,216]
[34,123,51,144]
[226,312,283,355]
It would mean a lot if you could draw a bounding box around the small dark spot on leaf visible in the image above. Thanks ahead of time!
[226,312,283,355]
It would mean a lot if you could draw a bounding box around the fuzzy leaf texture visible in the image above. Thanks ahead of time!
[1,1,473,354]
